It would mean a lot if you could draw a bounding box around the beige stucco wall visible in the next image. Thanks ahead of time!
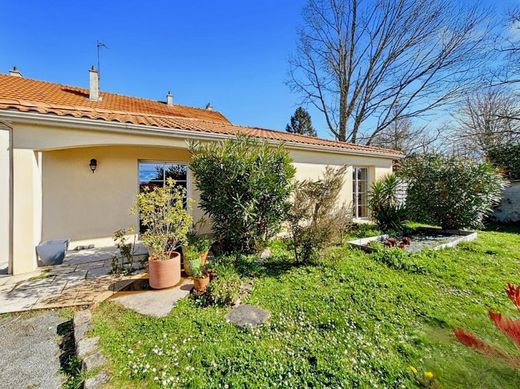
[42,145,197,247]
[0,127,11,270]
[40,145,392,250]
[7,121,394,274]
[289,148,393,209]
[12,149,42,274]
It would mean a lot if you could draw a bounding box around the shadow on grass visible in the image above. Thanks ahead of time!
[210,251,305,280]
[484,222,520,234]
[57,319,83,389]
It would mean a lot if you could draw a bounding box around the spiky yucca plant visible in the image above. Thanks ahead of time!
[368,174,407,232]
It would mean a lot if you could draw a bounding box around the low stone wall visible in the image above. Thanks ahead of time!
[492,181,520,224]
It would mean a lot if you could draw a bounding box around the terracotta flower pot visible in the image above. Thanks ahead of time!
[183,251,209,275]
[148,251,181,289]
[193,276,210,293]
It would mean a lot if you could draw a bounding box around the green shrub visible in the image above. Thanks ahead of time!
[368,174,407,232]
[110,227,145,274]
[398,154,507,230]
[189,136,295,254]
[370,247,426,274]
[487,144,520,180]
[132,178,192,260]
[348,223,383,239]
[287,166,352,263]
[205,267,242,306]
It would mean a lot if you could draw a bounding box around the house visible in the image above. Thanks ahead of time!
[0,67,402,275]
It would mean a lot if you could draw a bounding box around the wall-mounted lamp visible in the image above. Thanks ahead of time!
[89,158,97,173]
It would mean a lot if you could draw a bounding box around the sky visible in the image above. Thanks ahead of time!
[0,0,518,139]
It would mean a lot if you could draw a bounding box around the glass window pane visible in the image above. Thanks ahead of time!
[139,163,164,183]
[164,164,188,181]
[358,168,368,181]
[352,166,369,219]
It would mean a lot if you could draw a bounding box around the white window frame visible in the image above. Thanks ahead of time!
[137,160,191,232]
[137,160,190,195]
[352,166,369,220]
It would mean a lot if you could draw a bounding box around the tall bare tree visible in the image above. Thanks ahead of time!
[367,116,440,156]
[288,0,491,144]
[494,9,520,86]
[450,88,520,158]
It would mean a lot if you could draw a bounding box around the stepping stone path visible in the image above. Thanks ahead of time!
[226,304,271,329]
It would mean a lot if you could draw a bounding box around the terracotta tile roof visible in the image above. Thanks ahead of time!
[0,74,403,157]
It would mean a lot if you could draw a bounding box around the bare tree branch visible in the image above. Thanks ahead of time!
[448,87,520,158]
[288,0,492,143]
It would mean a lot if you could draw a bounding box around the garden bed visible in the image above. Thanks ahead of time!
[349,228,478,253]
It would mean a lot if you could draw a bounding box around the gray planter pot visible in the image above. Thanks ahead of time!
[36,239,70,266]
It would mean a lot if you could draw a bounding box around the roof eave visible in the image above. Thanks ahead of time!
[0,110,404,159]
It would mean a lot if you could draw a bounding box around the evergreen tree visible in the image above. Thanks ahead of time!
[286,107,317,137]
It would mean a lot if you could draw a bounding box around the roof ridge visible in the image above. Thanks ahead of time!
[0,97,231,125]
[236,123,400,154]
[0,74,403,157]
[0,73,229,121]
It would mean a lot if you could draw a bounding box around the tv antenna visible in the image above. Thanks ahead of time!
[96,40,109,79]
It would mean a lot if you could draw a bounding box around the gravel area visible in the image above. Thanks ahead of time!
[0,310,67,389]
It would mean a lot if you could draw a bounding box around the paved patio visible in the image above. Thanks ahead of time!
[0,246,148,314]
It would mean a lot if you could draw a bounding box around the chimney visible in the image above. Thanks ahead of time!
[205,102,213,111]
[9,66,22,77]
[166,91,174,106]
[89,66,101,101]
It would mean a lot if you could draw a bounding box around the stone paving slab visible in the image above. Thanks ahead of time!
[0,246,147,314]
[0,270,43,286]
[226,304,271,329]
[111,278,193,317]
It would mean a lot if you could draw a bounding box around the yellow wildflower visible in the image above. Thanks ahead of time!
[424,371,434,379]
[409,366,418,374]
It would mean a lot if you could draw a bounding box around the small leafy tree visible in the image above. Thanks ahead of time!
[189,136,295,254]
[132,178,192,260]
[287,166,352,263]
[368,174,407,232]
[398,154,506,230]
[285,107,317,137]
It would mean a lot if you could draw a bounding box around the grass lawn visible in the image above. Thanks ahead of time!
[92,225,520,388]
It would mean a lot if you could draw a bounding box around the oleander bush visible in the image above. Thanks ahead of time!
[189,136,295,254]
[398,154,506,230]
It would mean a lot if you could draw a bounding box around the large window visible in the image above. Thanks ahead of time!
[138,161,188,232]
[352,167,369,219]
[139,161,188,192]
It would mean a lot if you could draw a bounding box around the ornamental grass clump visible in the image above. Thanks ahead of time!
[132,178,192,260]
[398,154,507,230]
[189,135,295,254]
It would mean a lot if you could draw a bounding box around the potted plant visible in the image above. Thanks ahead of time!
[133,178,192,289]
[190,257,210,293]
[184,232,212,273]
[183,244,202,276]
